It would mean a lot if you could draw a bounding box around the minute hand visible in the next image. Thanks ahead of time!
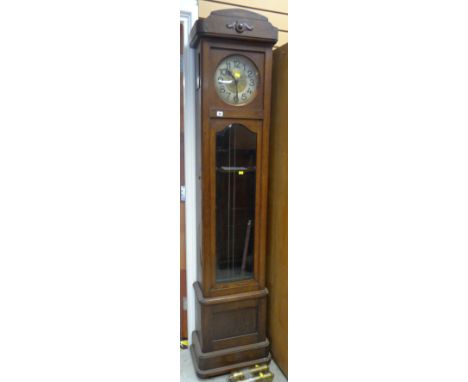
[225,69,239,102]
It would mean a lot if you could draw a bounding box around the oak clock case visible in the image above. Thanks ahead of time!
[189,9,277,378]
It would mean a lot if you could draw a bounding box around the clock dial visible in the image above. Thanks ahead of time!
[214,55,259,106]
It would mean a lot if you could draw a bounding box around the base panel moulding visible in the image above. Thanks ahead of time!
[190,330,270,378]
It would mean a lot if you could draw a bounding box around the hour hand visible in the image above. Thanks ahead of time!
[218,79,233,84]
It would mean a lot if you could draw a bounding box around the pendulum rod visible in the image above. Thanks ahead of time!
[232,127,237,277]
[227,126,231,280]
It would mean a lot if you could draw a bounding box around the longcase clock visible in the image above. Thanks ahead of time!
[189,9,278,378]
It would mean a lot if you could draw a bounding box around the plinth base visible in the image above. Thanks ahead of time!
[190,330,271,378]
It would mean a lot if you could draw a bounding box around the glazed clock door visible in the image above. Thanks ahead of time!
[211,119,262,290]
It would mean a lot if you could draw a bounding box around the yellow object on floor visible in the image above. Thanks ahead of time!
[228,364,274,381]
[180,340,188,349]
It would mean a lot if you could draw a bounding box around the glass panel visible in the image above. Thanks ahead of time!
[216,124,257,283]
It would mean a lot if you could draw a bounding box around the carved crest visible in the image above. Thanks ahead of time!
[226,20,254,33]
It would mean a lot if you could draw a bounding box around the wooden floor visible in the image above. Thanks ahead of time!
[180,348,288,381]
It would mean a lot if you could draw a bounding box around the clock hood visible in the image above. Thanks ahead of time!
[190,8,278,48]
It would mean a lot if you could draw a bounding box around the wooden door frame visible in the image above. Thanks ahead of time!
[180,1,198,345]
[180,22,188,340]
